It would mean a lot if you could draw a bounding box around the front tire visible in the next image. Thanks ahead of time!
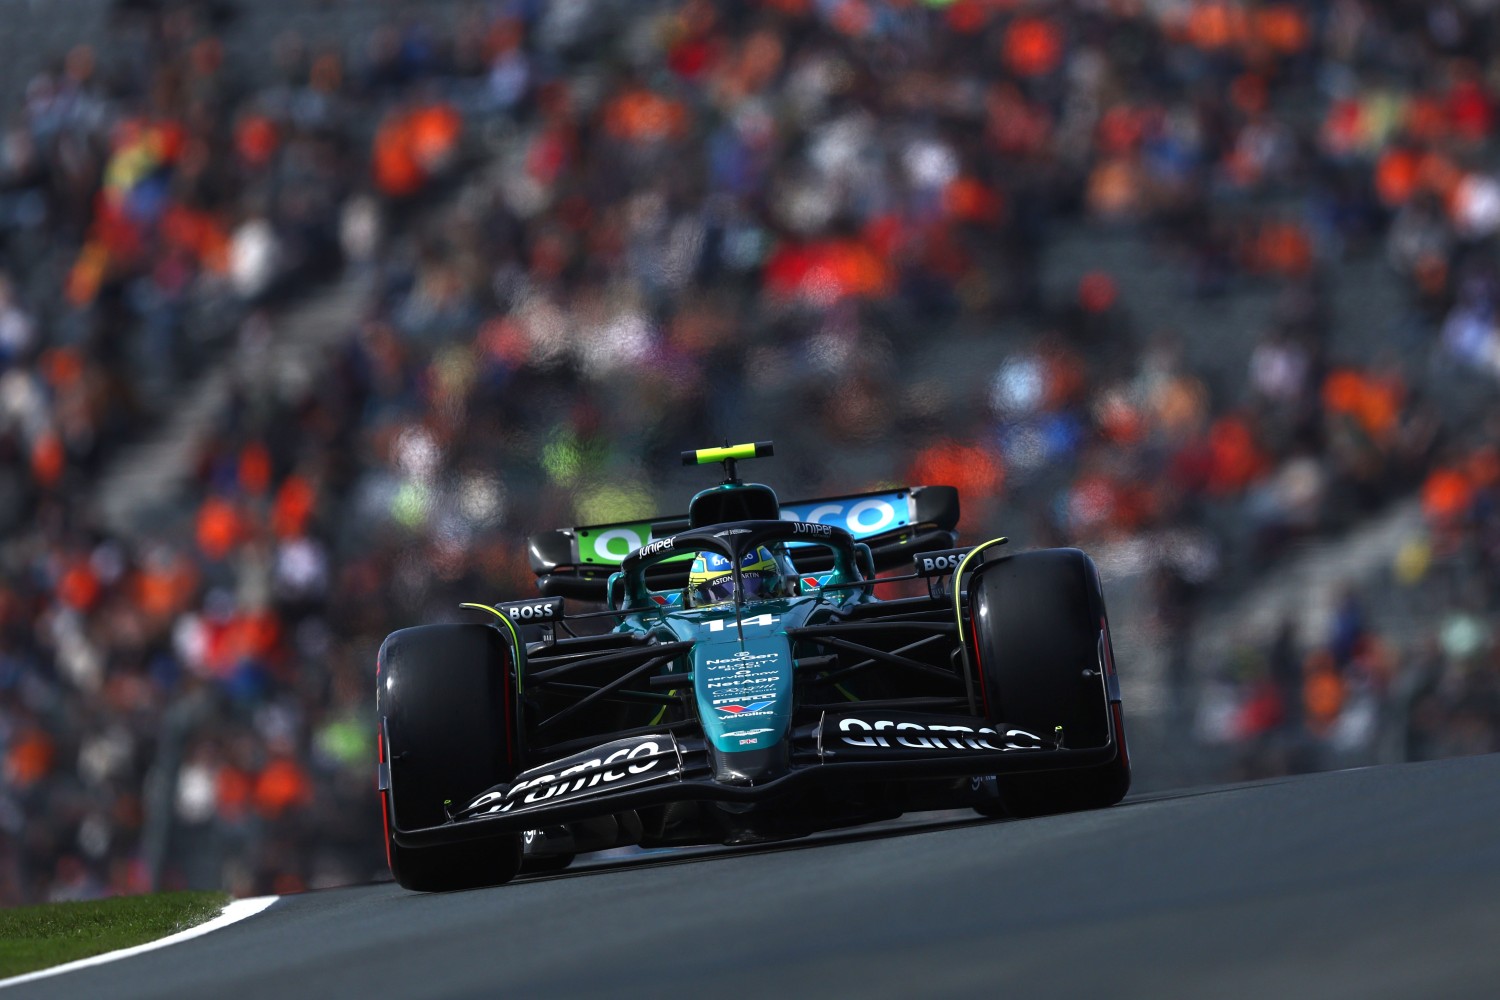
[969,548,1130,818]
[378,624,523,891]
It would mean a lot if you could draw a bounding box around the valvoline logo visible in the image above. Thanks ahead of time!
[717,701,775,715]
[695,635,793,755]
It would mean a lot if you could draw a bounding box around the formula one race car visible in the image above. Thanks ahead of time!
[377,442,1129,891]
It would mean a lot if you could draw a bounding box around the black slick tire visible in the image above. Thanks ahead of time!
[378,624,523,891]
[968,548,1130,818]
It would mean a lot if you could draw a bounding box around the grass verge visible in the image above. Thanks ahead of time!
[0,891,230,979]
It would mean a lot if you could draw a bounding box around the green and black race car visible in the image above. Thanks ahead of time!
[377,442,1129,892]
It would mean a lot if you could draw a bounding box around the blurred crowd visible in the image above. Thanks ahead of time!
[3,0,1500,904]
[1194,425,1500,779]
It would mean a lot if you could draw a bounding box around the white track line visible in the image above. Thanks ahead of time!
[0,895,279,990]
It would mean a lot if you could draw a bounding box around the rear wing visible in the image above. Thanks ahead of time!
[528,486,960,600]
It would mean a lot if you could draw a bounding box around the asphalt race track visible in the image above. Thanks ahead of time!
[13,754,1500,999]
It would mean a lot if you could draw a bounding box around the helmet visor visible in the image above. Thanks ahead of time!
[691,569,780,606]
[692,574,738,605]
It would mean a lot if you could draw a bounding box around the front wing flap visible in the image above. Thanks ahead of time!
[389,707,1121,848]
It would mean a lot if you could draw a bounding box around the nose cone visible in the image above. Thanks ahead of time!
[694,634,794,783]
[712,743,789,785]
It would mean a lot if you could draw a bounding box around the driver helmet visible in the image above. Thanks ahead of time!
[687,545,790,607]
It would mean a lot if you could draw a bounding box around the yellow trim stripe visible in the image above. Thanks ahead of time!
[648,693,676,727]
[460,603,526,695]
[952,538,1008,644]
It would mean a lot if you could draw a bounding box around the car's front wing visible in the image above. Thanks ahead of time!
[385,706,1123,848]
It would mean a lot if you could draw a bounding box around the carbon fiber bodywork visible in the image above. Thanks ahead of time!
[378,461,1130,888]
[387,700,1123,847]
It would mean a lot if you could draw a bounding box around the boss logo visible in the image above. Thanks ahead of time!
[914,548,971,576]
[495,597,564,621]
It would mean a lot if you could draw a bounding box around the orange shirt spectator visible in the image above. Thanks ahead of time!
[373,104,461,199]
[272,475,317,538]
[1303,652,1345,734]
[410,103,462,172]
[1375,147,1421,207]
[1254,220,1313,278]
[254,756,313,819]
[763,238,891,304]
[133,553,199,620]
[196,495,246,561]
[1002,16,1063,78]
[603,88,688,144]
[908,439,1004,517]
[31,432,65,488]
[1255,5,1309,55]
[234,114,279,168]
[57,560,101,611]
[1421,466,1474,526]
[943,177,1003,224]
[1322,368,1402,444]
[5,728,55,790]
[216,766,254,823]
[1206,413,1268,495]
[1184,0,1248,52]
[238,442,273,496]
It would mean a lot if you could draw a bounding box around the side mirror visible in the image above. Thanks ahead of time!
[606,572,626,611]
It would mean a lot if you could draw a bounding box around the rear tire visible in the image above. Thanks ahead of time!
[378,624,523,891]
[968,549,1130,818]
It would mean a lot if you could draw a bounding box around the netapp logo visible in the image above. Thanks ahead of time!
[705,671,779,690]
[837,718,1042,752]
[465,740,667,815]
[914,548,971,576]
